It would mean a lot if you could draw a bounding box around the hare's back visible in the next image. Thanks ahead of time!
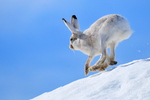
[88,14,132,45]
[90,14,130,30]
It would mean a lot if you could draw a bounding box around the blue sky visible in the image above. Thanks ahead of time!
[0,0,150,100]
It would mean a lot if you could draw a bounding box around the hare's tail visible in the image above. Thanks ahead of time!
[121,30,133,40]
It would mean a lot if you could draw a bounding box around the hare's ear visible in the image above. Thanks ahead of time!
[71,15,80,30]
[62,18,76,33]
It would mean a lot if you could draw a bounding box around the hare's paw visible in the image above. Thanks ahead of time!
[89,65,99,71]
[97,62,109,71]
[97,66,105,71]
[109,61,117,65]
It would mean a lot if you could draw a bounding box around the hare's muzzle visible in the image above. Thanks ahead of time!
[70,44,74,49]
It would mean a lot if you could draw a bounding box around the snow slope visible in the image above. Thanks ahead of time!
[31,58,150,100]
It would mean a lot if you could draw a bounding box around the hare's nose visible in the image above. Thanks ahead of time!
[69,45,74,49]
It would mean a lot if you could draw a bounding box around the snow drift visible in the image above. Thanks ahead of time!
[31,58,150,100]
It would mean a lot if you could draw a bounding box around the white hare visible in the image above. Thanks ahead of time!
[62,14,133,75]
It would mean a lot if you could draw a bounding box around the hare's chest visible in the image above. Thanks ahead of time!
[79,38,101,56]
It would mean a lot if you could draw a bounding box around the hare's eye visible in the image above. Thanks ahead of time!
[70,38,73,41]
[70,38,77,41]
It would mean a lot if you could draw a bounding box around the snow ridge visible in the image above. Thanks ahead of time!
[31,58,150,100]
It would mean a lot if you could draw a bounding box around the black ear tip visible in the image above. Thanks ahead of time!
[72,15,77,19]
[62,18,67,22]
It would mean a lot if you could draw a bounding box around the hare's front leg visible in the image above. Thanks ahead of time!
[85,55,103,75]
[84,56,94,75]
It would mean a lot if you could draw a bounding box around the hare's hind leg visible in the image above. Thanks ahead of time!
[107,42,117,65]
[89,42,118,73]
[95,37,107,67]
[89,41,117,72]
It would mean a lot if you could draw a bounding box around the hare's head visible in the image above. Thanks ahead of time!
[62,15,83,50]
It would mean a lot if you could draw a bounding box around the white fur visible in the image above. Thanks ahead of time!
[62,14,133,75]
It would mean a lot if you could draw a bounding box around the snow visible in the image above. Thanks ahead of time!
[31,58,150,100]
